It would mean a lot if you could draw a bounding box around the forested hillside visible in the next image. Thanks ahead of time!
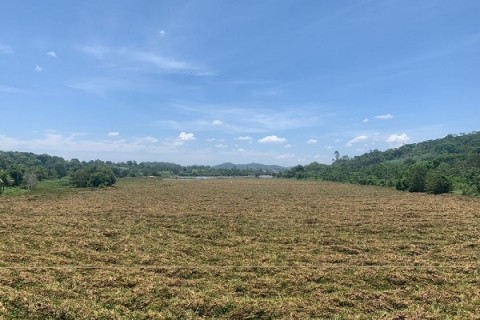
[284,131,480,195]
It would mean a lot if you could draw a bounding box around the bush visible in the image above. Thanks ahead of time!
[425,173,452,194]
[406,163,429,192]
[71,164,116,188]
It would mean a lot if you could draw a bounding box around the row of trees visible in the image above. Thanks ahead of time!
[0,152,279,191]
[284,132,480,195]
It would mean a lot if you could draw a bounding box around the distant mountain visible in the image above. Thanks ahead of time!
[213,162,286,171]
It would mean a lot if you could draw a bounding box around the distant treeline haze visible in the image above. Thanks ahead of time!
[0,131,479,195]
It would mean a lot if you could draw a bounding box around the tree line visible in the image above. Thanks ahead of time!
[282,131,480,195]
[1,131,479,195]
[0,152,279,191]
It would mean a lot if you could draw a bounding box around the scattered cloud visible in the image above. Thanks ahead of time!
[307,139,318,144]
[47,51,57,58]
[214,144,228,148]
[79,45,209,74]
[276,153,296,160]
[375,113,393,120]
[178,132,195,142]
[108,132,120,137]
[206,138,217,142]
[258,135,287,144]
[166,132,196,147]
[236,148,246,152]
[159,30,166,36]
[386,133,410,147]
[211,120,223,126]
[346,135,368,147]
[235,136,253,141]
[0,42,14,54]
[35,64,43,72]
[284,144,292,148]
[363,118,369,123]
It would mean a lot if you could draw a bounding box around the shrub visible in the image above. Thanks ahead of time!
[425,173,452,194]
[71,164,116,188]
[406,164,429,192]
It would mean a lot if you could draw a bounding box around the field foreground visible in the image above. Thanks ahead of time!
[0,178,479,319]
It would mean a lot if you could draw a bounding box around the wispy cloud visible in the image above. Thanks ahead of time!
[107,132,120,137]
[47,51,57,58]
[0,42,14,54]
[307,139,318,144]
[258,135,287,144]
[67,77,131,96]
[235,136,253,141]
[346,135,368,147]
[166,104,328,133]
[79,44,210,74]
[0,85,32,94]
[375,113,393,120]
[35,65,43,72]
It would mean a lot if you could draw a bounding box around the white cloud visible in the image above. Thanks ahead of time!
[236,148,246,152]
[212,120,223,126]
[258,135,287,144]
[159,30,166,36]
[47,51,57,58]
[235,136,253,141]
[35,64,43,72]
[284,144,292,148]
[79,45,209,74]
[108,132,120,137]
[375,113,393,120]
[276,153,296,160]
[386,133,410,147]
[214,144,228,148]
[363,118,369,123]
[178,132,195,142]
[307,139,318,144]
[0,42,14,54]
[142,136,158,143]
[346,135,368,147]
[206,138,216,142]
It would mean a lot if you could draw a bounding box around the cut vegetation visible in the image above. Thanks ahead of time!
[0,178,478,318]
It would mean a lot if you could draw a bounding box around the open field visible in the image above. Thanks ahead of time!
[0,178,479,319]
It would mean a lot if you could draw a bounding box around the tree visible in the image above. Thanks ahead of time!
[24,173,38,190]
[71,164,116,188]
[9,164,25,186]
[406,163,430,192]
[425,172,452,195]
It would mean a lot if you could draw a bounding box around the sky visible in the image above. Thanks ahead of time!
[0,0,479,166]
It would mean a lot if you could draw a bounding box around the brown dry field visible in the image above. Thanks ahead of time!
[0,178,479,319]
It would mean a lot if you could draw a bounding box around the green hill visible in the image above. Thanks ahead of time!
[284,131,480,195]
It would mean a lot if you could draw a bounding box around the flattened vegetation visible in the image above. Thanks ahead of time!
[0,178,479,319]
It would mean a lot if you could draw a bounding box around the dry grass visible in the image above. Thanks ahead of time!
[0,178,479,319]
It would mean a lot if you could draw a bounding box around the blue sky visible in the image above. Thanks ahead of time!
[0,0,479,166]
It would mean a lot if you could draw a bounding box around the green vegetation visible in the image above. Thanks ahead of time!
[1,131,479,195]
[284,131,480,195]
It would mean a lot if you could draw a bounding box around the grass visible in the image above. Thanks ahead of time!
[0,178,479,319]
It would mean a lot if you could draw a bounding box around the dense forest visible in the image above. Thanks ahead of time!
[283,131,480,195]
[1,131,479,195]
